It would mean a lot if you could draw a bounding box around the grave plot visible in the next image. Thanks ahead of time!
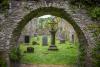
[19,35,79,65]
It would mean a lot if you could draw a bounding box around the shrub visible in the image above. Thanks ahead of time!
[67,0,100,20]
[0,0,9,12]
[9,47,22,62]
[0,58,6,67]
[89,7,100,20]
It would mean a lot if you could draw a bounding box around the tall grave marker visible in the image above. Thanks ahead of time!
[42,35,48,46]
[24,35,30,44]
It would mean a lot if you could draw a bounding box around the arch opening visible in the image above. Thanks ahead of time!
[17,15,79,65]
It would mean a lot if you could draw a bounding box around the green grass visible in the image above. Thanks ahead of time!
[19,36,79,65]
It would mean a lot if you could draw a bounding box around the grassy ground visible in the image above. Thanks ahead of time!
[19,36,79,65]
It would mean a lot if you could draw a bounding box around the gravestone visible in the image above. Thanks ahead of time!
[27,47,34,53]
[71,34,74,44]
[34,32,38,37]
[24,35,30,43]
[58,33,65,44]
[42,35,48,46]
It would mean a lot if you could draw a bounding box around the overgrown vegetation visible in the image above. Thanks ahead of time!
[67,0,100,20]
[0,58,6,67]
[19,36,79,65]
[9,35,79,65]
[0,0,9,12]
[9,47,22,62]
[88,7,100,20]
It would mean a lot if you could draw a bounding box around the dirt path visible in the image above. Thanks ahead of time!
[20,64,74,67]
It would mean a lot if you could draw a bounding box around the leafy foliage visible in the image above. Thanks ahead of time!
[88,7,100,20]
[9,47,22,62]
[67,0,100,20]
[0,58,6,67]
[0,0,9,12]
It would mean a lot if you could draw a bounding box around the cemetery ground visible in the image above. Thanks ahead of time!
[19,36,79,67]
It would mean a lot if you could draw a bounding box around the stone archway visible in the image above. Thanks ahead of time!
[10,7,89,67]
[0,0,99,67]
